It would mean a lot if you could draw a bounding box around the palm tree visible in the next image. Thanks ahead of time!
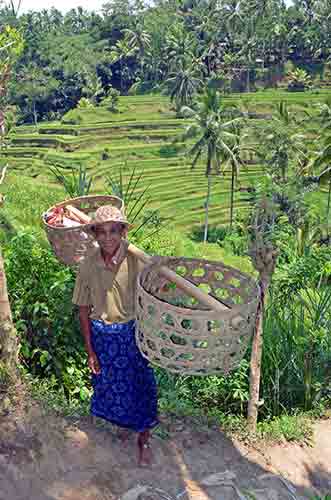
[123,25,151,76]
[165,59,203,113]
[109,36,138,93]
[164,22,198,71]
[181,87,243,242]
[224,124,250,229]
[260,101,307,186]
[312,147,331,239]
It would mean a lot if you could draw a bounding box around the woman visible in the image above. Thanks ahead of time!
[72,205,158,466]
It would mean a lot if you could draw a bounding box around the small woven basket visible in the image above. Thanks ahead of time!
[43,195,123,266]
[136,257,259,375]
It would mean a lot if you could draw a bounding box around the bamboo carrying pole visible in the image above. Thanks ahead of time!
[59,205,227,313]
[128,243,228,313]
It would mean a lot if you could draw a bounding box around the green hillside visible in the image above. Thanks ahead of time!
[2,93,330,234]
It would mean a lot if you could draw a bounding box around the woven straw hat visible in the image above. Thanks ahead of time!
[90,205,132,230]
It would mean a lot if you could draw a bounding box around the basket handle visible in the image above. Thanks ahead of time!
[128,244,228,313]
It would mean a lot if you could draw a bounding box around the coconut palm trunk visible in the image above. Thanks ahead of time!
[204,174,212,243]
[230,161,235,229]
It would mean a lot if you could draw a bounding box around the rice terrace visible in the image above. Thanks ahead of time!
[2,91,330,234]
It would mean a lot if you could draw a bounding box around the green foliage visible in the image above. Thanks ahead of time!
[49,164,93,198]
[4,0,331,124]
[262,285,331,416]
[181,87,242,242]
[274,244,331,295]
[191,224,248,256]
[0,25,24,116]
[4,232,90,401]
[165,59,203,112]
[106,163,165,240]
[191,225,229,243]
[77,98,93,109]
[159,144,181,158]
[25,372,91,417]
[257,414,313,443]
[0,25,24,61]
[61,109,82,125]
[100,87,120,112]
[156,359,250,416]
[287,69,312,92]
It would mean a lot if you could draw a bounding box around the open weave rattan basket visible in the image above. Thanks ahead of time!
[136,257,259,375]
[43,195,123,266]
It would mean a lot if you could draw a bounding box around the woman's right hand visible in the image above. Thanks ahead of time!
[88,351,101,375]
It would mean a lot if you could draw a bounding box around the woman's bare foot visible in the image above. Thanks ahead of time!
[137,431,152,466]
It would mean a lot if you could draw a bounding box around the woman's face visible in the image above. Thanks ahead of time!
[95,222,124,254]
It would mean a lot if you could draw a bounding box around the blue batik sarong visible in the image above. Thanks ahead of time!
[90,319,158,432]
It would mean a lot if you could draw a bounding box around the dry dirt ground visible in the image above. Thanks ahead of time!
[0,395,331,500]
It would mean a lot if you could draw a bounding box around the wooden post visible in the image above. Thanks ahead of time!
[247,278,268,431]
[247,201,278,432]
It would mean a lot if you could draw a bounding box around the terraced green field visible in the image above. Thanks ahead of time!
[1,93,330,234]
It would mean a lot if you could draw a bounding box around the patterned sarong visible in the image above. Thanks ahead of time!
[90,319,158,432]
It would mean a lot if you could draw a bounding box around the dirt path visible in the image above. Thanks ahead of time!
[0,402,330,500]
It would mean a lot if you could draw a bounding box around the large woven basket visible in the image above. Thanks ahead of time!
[136,257,259,375]
[43,195,123,266]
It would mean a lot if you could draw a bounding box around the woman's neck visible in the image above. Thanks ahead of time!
[100,246,119,267]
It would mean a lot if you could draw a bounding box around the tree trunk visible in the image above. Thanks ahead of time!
[327,178,331,239]
[230,163,235,230]
[246,67,250,93]
[0,248,18,375]
[33,100,38,128]
[203,175,212,244]
[120,60,123,94]
[247,279,267,432]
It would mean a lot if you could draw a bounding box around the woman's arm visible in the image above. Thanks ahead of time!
[79,305,100,375]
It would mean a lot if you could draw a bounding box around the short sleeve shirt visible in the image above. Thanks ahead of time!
[72,248,143,324]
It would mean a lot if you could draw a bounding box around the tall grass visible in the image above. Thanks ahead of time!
[262,285,331,416]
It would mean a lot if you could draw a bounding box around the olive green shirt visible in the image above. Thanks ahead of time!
[72,248,142,324]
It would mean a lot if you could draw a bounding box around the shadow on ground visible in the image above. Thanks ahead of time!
[1,398,331,500]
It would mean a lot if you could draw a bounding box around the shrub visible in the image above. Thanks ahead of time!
[287,68,312,92]
[101,148,110,160]
[4,232,90,401]
[159,144,181,158]
[100,87,120,112]
[261,284,331,416]
[191,225,228,243]
[77,97,93,109]
[156,359,250,416]
[61,109,82,125]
